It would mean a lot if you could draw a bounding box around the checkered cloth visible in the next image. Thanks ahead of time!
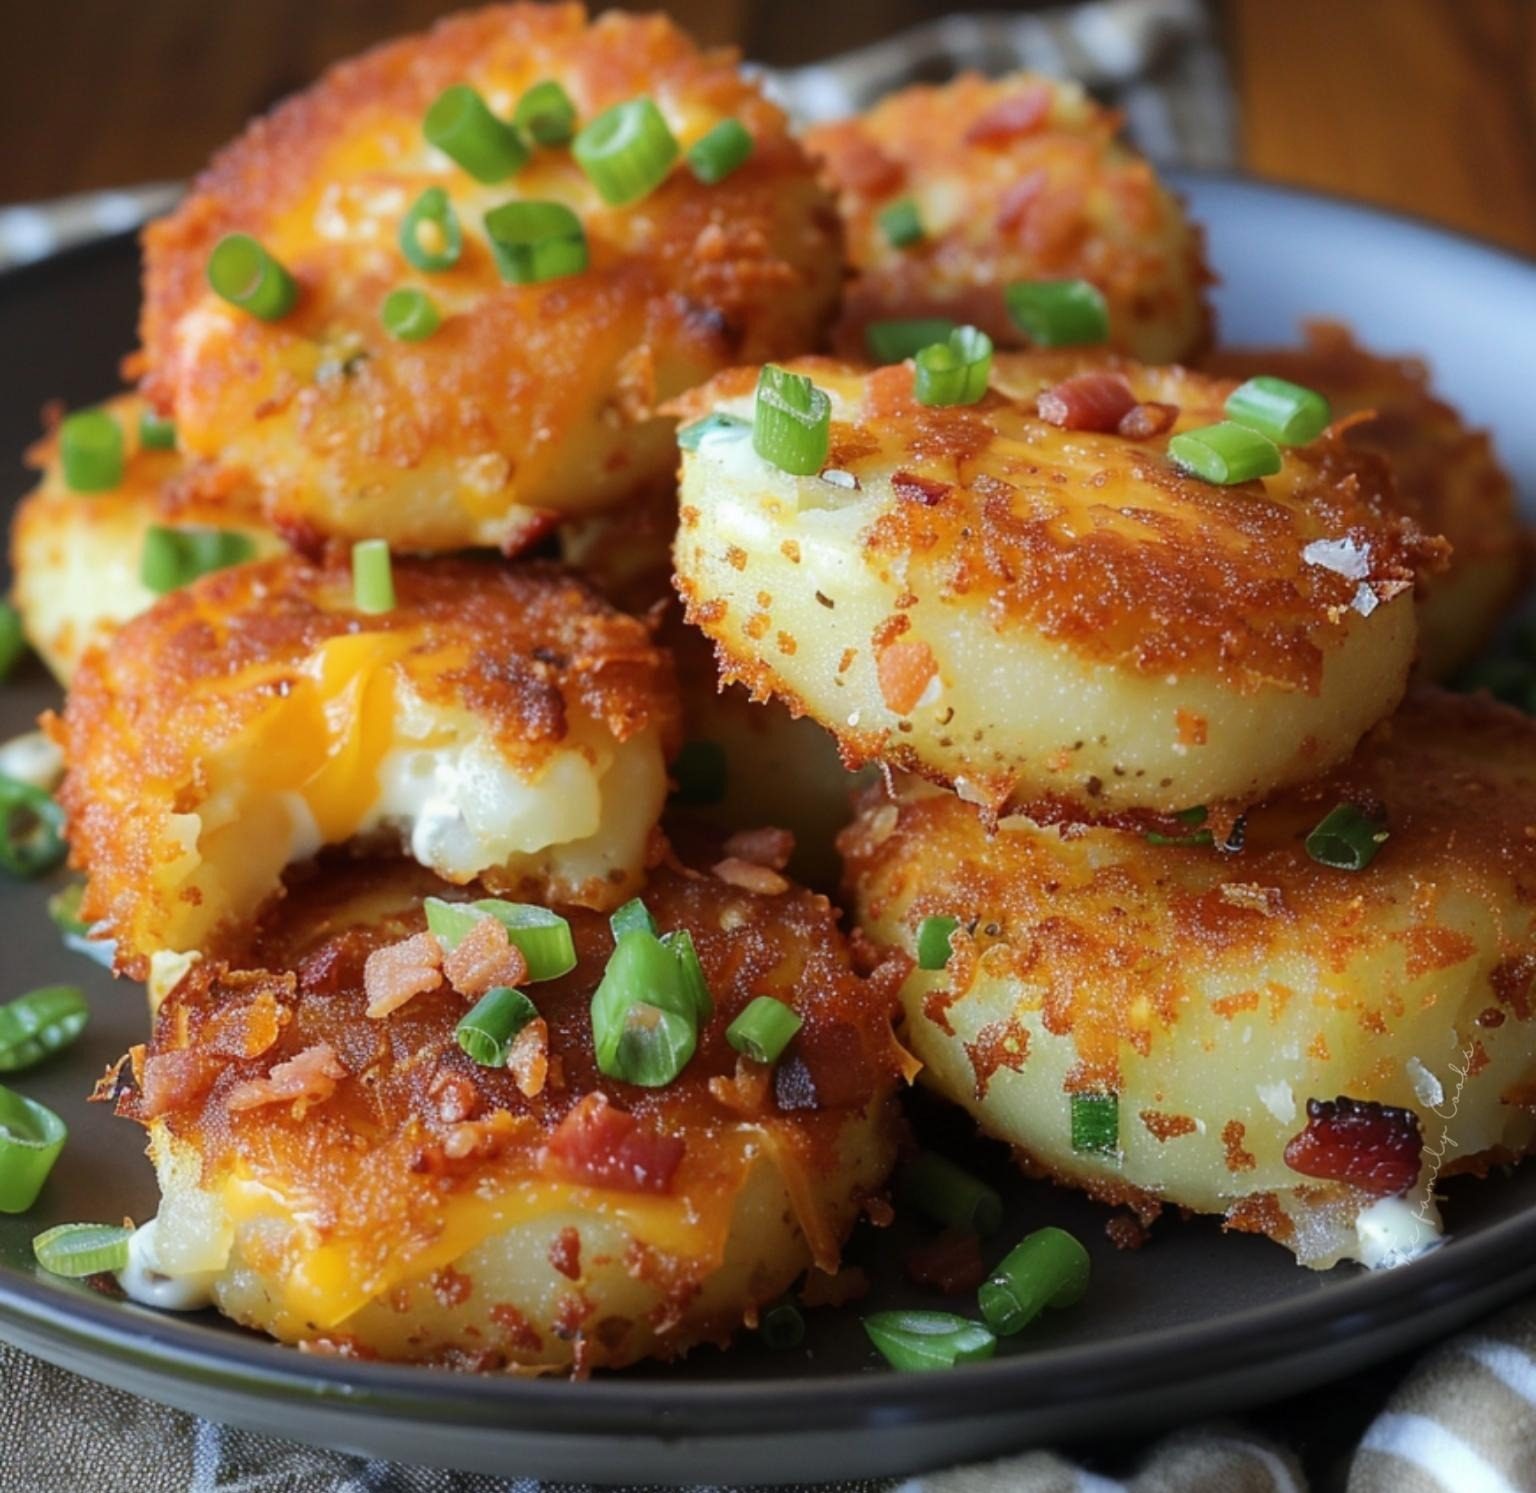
[5,4,1530,1490]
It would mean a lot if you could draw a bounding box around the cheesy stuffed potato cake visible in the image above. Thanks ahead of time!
[806,74,1212,365]
[138,3,842,553]
[842,690,1536,1268]
[115,856,906,1369]
[1206,322,1529,679]
[57,555,679,981]
[673,353,1442,822]
[11,394,278,683]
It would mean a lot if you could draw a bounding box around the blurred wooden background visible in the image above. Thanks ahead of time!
[4,0,1534,255]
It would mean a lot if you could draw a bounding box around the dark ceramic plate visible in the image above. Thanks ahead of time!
[1,174,1534,1486]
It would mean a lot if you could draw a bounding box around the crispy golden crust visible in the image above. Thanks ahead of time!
[842,689,1536,1263]
[58,554,681,972]
[11,394,279,683]
[139,4,841,552]
[126,854,906,1366]
[1204,322,1531,677]
[806,73,1213,364]
[672,353,1443,817]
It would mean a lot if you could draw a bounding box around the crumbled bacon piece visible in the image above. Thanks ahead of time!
[442,917,527,999]
[964,85,1053,145]
[507,1017,549,1099]
[548,1226,582,1281]
[904,1229,987,1294]
[722,826,795,871]
[226,1043,346,1117]
[1283,1095,1423,1196]
[364,932,444,1018]
[544,1094,685,1194]
[428,1067,480,1124]
[138,1048,222,1118]
[713,857,789,895]
[1036,374,1136,432]
[891,470,950,506]
[876,639,938,716]
[1118,401,1178,439]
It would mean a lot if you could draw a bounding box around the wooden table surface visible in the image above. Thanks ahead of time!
[4,0,1534,258]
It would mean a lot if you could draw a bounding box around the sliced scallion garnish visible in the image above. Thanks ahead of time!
[752,365,830,476]
[380,286,441,342]
[1070,1092,1119,1155]
[725,996,800,1065]
[1225,375,1331,446]
[424,897,576,980]
[661,927,713,1022]
[423,84,528,183]
[59,409,124,493]
[0,1086,67,1213]
[865,318,956,364]
[977,1226,1090,1337]
[914,325,993,408]
[863,1309,997,1372]
[398,186,463,273]
[1004,278,1108,347]
[878,198,923,249]
[915,915,960,972]
[139,526,256,596]
[897,1151,1003,1237]
[610,897,658,940]
[351,538,395,615]
[686,118,753,184]
[1169,421,1281,485]
[573,97,679,206]
[0,603,26,682]
[137,409,177,451]
[0,986,88,1073]
[455,986,538,1067]
[760,1299,805,1349]
[32,1221,132,1277]
[483,200,588,284]
[207,233,298,321]
[590,929,700,1086]
[0,777,66,880]
[1305,802,1388,871]
[514,79,578,147]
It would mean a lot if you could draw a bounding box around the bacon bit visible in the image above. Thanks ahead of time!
[364,932,444,1018]
[91,1049,140,1107]
[904,1229,987,1294]
[226,1043,347,1117]
[713,857,789,895]
[1283,1095,1424,1197]
[1105,1214,1148,1251]
[1140,1109,1197,1143]
[831,134,905,196]
[722,826,795,871]
[800,1265,869,1309]
[1219,883,1286,917]
[206,987,289,1059]
[1174,709,1208,748]
[442,917,527,999]
[892,470,950,506]
[545,1094,685,1194]
[1221,1119,1257,1173]
[507,1017,550,1099]
[549,1226,582,1281]
[442,1109,519,1164]
[1036,373,1136,432]
[490,1302,544,1354]
[965,1017,1031,1099]
[139,1048,223,1118]
[431,1266,473,1308]
[995,169,1047,237]
[1118,401,1178,440]
[428,1067,480,1124]
[876,639,938,716]
[708,1054,774,1116]
[964,84,1052,145]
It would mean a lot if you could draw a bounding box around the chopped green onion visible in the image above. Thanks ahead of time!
[59,409,124,493]
[591,929,699,1085]
[1305,802,1388,871]
[863,1309,997,1372]
[1225,376,1332,446]
[573,97,679,206]
[914,325,993,408]
[865,318,957,364]
[687,119,753,184]
[1004,279,1109,347]
[0,1086,67,1212]
[398,186,463,272]
[0,777,66,880]
[455,986,539,1067]
[351,538,395,615]
[137,409,177,451]
[677,413,750,453]
[661,928,713,1022]
[423,84,528,183]
[424,898,577,980]
[760,1299,805,1349]
[139,526,257,595]
[482,200,589,284]
[0,986,88,1073]
[670,738,728,801]
[207,233,298,321]
[1070,1092,1119,1155]
[753,365,830,476]
[47,882,88,939]
[1168,421,1281,485]
[0,603,26,681]
[32,1222,132,1277]
[916,915,961,971]
[726,996,801,1065]
[1144,805,1213,848]
[978,1226,1090,1337]
[879,198,923,249]
[380,287,441,342]
[514,79,578,147]
[610,898,658,940]
[897,1151,1003,1237]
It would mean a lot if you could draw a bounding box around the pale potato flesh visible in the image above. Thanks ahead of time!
[841,691,1536,1267]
